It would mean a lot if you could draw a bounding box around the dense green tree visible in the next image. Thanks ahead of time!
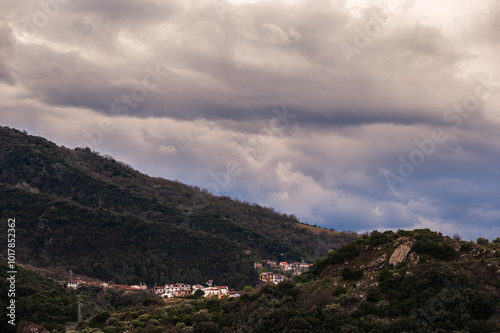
[477,237,489,245]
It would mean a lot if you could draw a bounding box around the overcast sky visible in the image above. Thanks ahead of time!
[2,0,500,240]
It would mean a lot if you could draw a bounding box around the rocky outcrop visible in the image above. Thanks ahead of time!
[15,181,39,193]
[389,241,414,266]
[362,253,387,270]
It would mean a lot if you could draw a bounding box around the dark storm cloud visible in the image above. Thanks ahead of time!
[1,0,499,240]
[13,44,120,110]
[67,0,179,24]
[3,0,474,127]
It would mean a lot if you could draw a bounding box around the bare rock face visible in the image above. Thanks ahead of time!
[15,181,39,193]
[389,241,414,266]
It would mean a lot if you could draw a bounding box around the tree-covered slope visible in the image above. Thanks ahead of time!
[0,259,77,333]
[0,125,359,286]
[0,184,256,287]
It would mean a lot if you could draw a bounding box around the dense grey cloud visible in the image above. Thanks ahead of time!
[1,0,499,240]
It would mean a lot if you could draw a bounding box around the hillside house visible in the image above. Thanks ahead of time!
[265,260,278,267]
[212,286,228,295]
[66,279,109,289]
[174,289,192,297]
[203,288,219,297]
[67,281,79,289]
[161,283,191,298]
[259,272,284,285]
[279,262,290,270]
[273,274,284,284]
[203,285,229,297]
[153,286,165,295]
[299,263,313,271]
[259,272,274,283]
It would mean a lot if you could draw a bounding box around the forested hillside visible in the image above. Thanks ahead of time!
[0,259,77,333]
[0,184,256,287]
[0,126,358,287]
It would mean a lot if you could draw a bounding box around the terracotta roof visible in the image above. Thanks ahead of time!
[111,284,132,289]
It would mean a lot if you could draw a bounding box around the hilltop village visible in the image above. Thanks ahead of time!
[64,260,313,298]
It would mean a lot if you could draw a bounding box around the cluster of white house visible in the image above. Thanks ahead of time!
[256,260,313,273]
[258,272,285,284]
[255,260,313,282]
[153,281,239,299]
[66,279,240,298]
